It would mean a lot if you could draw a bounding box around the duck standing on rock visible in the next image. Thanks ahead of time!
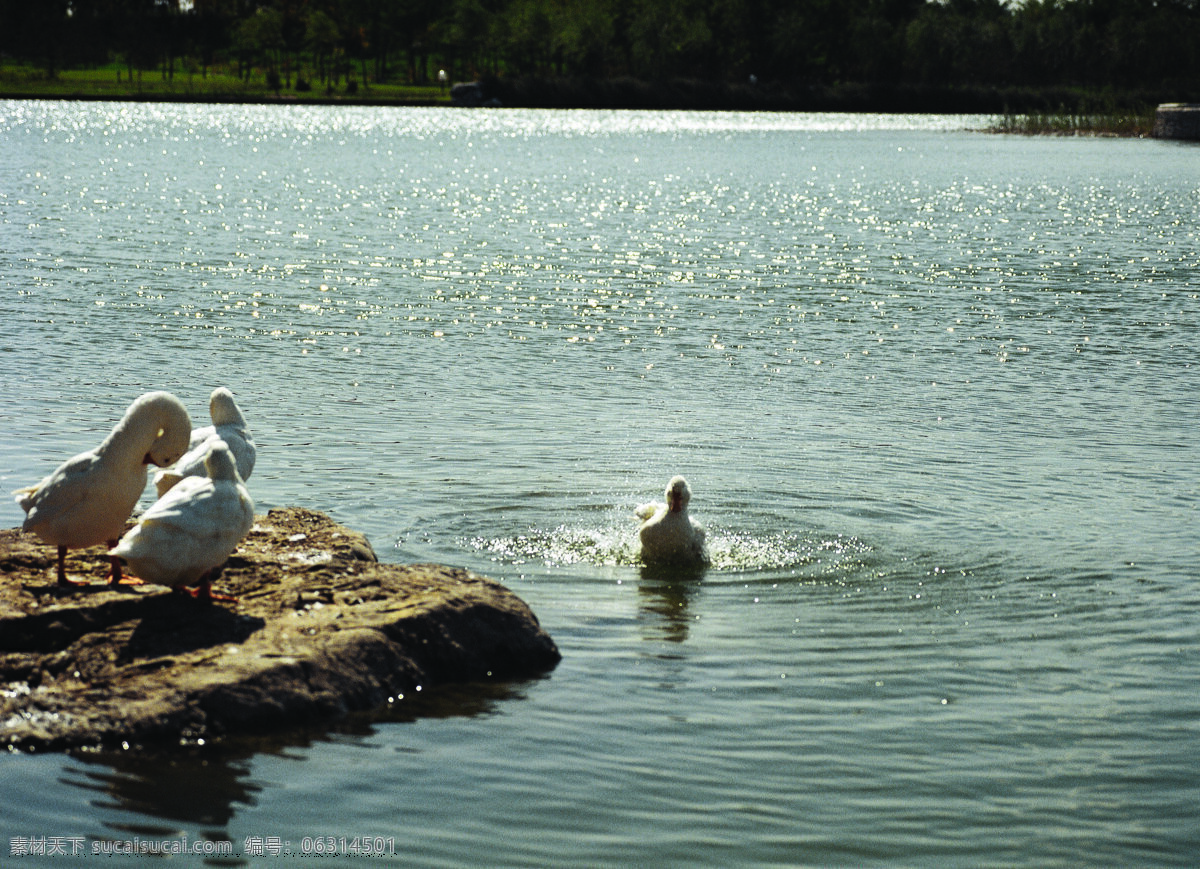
[111,439,254,603]
[635,476,710,567]
[13,391,192,587]
[154,387,255,498]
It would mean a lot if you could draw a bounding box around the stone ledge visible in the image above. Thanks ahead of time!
[0,507,560,752]
[1153,103,1200,140]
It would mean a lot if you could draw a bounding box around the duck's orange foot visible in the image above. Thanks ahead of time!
[174,582,237,603]
[55,546,91,588]
[195,582,238,603]
[105,551,142,585]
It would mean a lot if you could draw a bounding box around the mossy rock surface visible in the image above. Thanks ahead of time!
[0,507,560,752]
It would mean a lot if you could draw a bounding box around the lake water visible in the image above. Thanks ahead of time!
[1,101,1198,866]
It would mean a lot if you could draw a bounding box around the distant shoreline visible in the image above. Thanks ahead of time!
[0,69,1169,135]
[0,65,1168,111]
[0,91,447,108]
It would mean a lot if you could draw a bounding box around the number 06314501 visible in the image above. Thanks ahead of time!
[300,837,398,856]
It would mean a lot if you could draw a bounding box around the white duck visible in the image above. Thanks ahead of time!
[154,387,256,498]
[111,439,254,602]
[14,391,192,587]
[635,475,709,566]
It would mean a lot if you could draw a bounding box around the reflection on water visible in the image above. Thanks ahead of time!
[637,571,704,644]
[70,748,258,828]
[63,677,528,853]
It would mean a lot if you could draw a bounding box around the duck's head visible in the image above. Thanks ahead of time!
[209,387,247,427]
[130,391,192,467]
[203,439,240,481]
[666,476,692,513]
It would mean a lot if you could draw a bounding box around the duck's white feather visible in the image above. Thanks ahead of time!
[154,387,255,497]
[636,476,709,566]
[14,391,192,551]
[634,501,662,522]
[113,440,254,589]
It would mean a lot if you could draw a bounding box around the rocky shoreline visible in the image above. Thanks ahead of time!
[0,507,560,752]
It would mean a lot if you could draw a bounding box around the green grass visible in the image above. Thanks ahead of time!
[1,62,1170,123]
[990,107,1157,137]
[0,61,452,105]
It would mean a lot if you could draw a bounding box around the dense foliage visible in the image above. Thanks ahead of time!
[2,0,1197,99]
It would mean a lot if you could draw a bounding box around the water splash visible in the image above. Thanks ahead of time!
[468,525,642,568]
[705,529,870,577]
[467,522,871,579]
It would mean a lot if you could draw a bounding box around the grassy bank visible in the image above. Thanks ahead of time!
[0,61,1168,133]
[0,62,450,106]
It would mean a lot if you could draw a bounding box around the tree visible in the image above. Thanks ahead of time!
[627,0,712,79]
[232,6,283,85]
[306,9,339,86]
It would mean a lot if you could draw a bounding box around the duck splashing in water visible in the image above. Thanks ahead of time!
[635,476,709,567]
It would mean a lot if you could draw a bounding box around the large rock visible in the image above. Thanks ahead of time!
[1153,103,1200,140]
[0,507,559,752]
